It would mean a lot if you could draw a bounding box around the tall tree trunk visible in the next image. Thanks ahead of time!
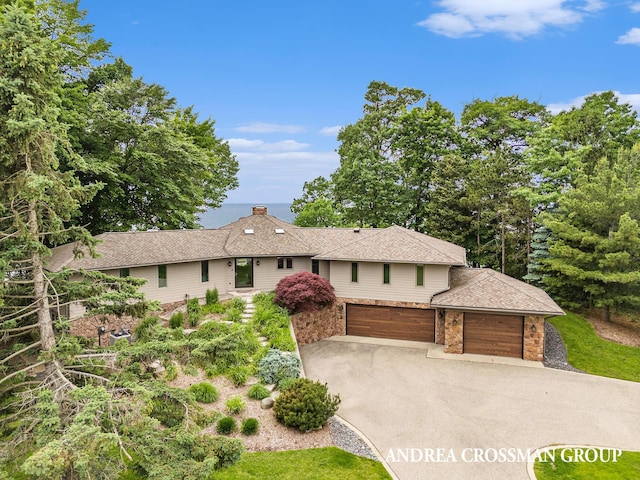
[501,211,506,274]
[25,149,56,351]
[602,305,611,322]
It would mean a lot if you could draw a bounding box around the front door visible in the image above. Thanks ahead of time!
[235,257,253,288]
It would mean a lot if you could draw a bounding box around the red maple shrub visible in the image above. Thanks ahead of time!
[274,272,336,314]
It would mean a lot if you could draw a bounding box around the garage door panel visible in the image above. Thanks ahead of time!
[346,305,435,342]
[463,313,523,358]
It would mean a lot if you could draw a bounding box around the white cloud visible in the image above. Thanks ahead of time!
[227,138,310,152]
[319,125,343,136]
[631,3,640,13]
[547,91,640,114]
[617,27,640,45]
[418,0,604,39]
[234,122,306,134]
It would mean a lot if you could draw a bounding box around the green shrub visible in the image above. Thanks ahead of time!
[150,397,186,427]
[134,316,162,342]
[276,376,296,392]
[270,331,296,352]
[225,395,246,415]
[164,363,178,381]
[169,311,184,329]
[202,302,226,315]
[257,349,301,386]
[188,382,219,403]
[247,384,271,400]
[187,298,202,327]
[182,364,199,376]
[195,409,223,428]
[224,307,243,323]
[206,288,219,305]
[216,416,237,434]
[274,378,341,432]
[241,417,259,435]
[229,297,246,311]
[227,365,251,386]
[208,436,244,468]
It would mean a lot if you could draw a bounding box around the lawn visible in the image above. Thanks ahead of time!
[209,447,391,480]
[548,312,640,382]
[534,449,640,480]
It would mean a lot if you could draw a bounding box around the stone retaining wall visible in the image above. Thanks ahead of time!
[290,303,345,346]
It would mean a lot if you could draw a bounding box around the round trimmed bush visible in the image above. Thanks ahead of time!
[241,418,259,435]
[273,378,340,432]
[188,382,219,403]
[216,416,237,435]
[247,384,271,400]
[225,395,246,415]
[274,271,336,313]
[257,349,301,386]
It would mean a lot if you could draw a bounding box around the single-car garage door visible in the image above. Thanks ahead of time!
[463,312,524,358]
[346,304,435,342]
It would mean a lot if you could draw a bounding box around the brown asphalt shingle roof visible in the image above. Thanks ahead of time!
[48,214,467,271]
[313,225,467,265]
[431,267,564,316]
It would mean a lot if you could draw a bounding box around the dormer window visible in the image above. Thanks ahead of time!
[244,228,254,235]
[275,228,285,234]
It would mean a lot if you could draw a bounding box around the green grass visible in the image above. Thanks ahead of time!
[548,312,640,382]
[534,449,640,479]
[209,447,391,479]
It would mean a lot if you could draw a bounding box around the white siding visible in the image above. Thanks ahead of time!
[252,256,311,291]
[329,261,449,303]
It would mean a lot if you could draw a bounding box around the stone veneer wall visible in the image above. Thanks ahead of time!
[435,308,445,345]
[523,315,545,361]
[290,303,345,346]
[444,310,464,354]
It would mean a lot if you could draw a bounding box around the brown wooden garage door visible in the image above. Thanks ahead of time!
[463,312,524,358]
[346,304,435,342]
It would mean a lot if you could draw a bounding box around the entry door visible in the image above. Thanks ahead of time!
[235,258,253,288]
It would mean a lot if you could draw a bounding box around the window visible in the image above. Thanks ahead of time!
[416,264,424,286]
[312,259,320,275]
[119,268,130,277]
[383,263,390,284]
[351,262,358,283]
[277,257,293,269]
[158,265,167,288]
[201,260,209,282]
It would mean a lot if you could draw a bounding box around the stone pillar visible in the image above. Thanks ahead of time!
[444,310,464,354]
[435,309,445,345]
[523,315,545,361]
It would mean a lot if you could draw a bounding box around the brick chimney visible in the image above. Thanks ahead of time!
[252,205,268,215]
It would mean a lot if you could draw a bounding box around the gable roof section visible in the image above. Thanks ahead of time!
[431,267,564,316]
[313,225,467,265]
[221,214,312,256]
[47,230,230,271]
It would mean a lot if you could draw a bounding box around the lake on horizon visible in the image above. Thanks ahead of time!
[198,203,295,229]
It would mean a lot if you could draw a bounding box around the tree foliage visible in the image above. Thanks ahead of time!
[274,271,336,314]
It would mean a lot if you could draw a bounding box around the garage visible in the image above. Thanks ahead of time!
[346,304,435,342]
[463,312,524,358]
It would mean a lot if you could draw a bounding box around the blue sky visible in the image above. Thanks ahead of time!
[82,0,640,204]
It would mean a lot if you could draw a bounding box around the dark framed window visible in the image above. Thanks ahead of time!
[119,268,130,277]
[351,262,358,283]
[383,263,390,284]
[201,260,209,282]
[235,257,253,288]
[416,265,424,286]
[277,257,293,269]
[158,265,167,288]
[312,259,320,275]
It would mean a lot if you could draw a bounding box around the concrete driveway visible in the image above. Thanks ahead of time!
[300,337,640,480]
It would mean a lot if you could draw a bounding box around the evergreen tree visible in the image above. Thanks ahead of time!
[542,148,640,320]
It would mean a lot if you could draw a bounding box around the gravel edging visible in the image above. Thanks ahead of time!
[328,416,380,461]
[543,321,583,373]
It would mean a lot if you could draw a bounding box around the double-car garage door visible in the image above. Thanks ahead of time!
[346,304,435,342]
[346,304,525,359]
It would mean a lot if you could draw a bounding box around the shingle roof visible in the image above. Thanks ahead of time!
[47,230,230,271]
[47,214,467,271]
[431,267,564,316]
[313,225,467,265]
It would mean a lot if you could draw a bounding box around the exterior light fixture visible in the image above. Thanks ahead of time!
[228,261,233,267]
